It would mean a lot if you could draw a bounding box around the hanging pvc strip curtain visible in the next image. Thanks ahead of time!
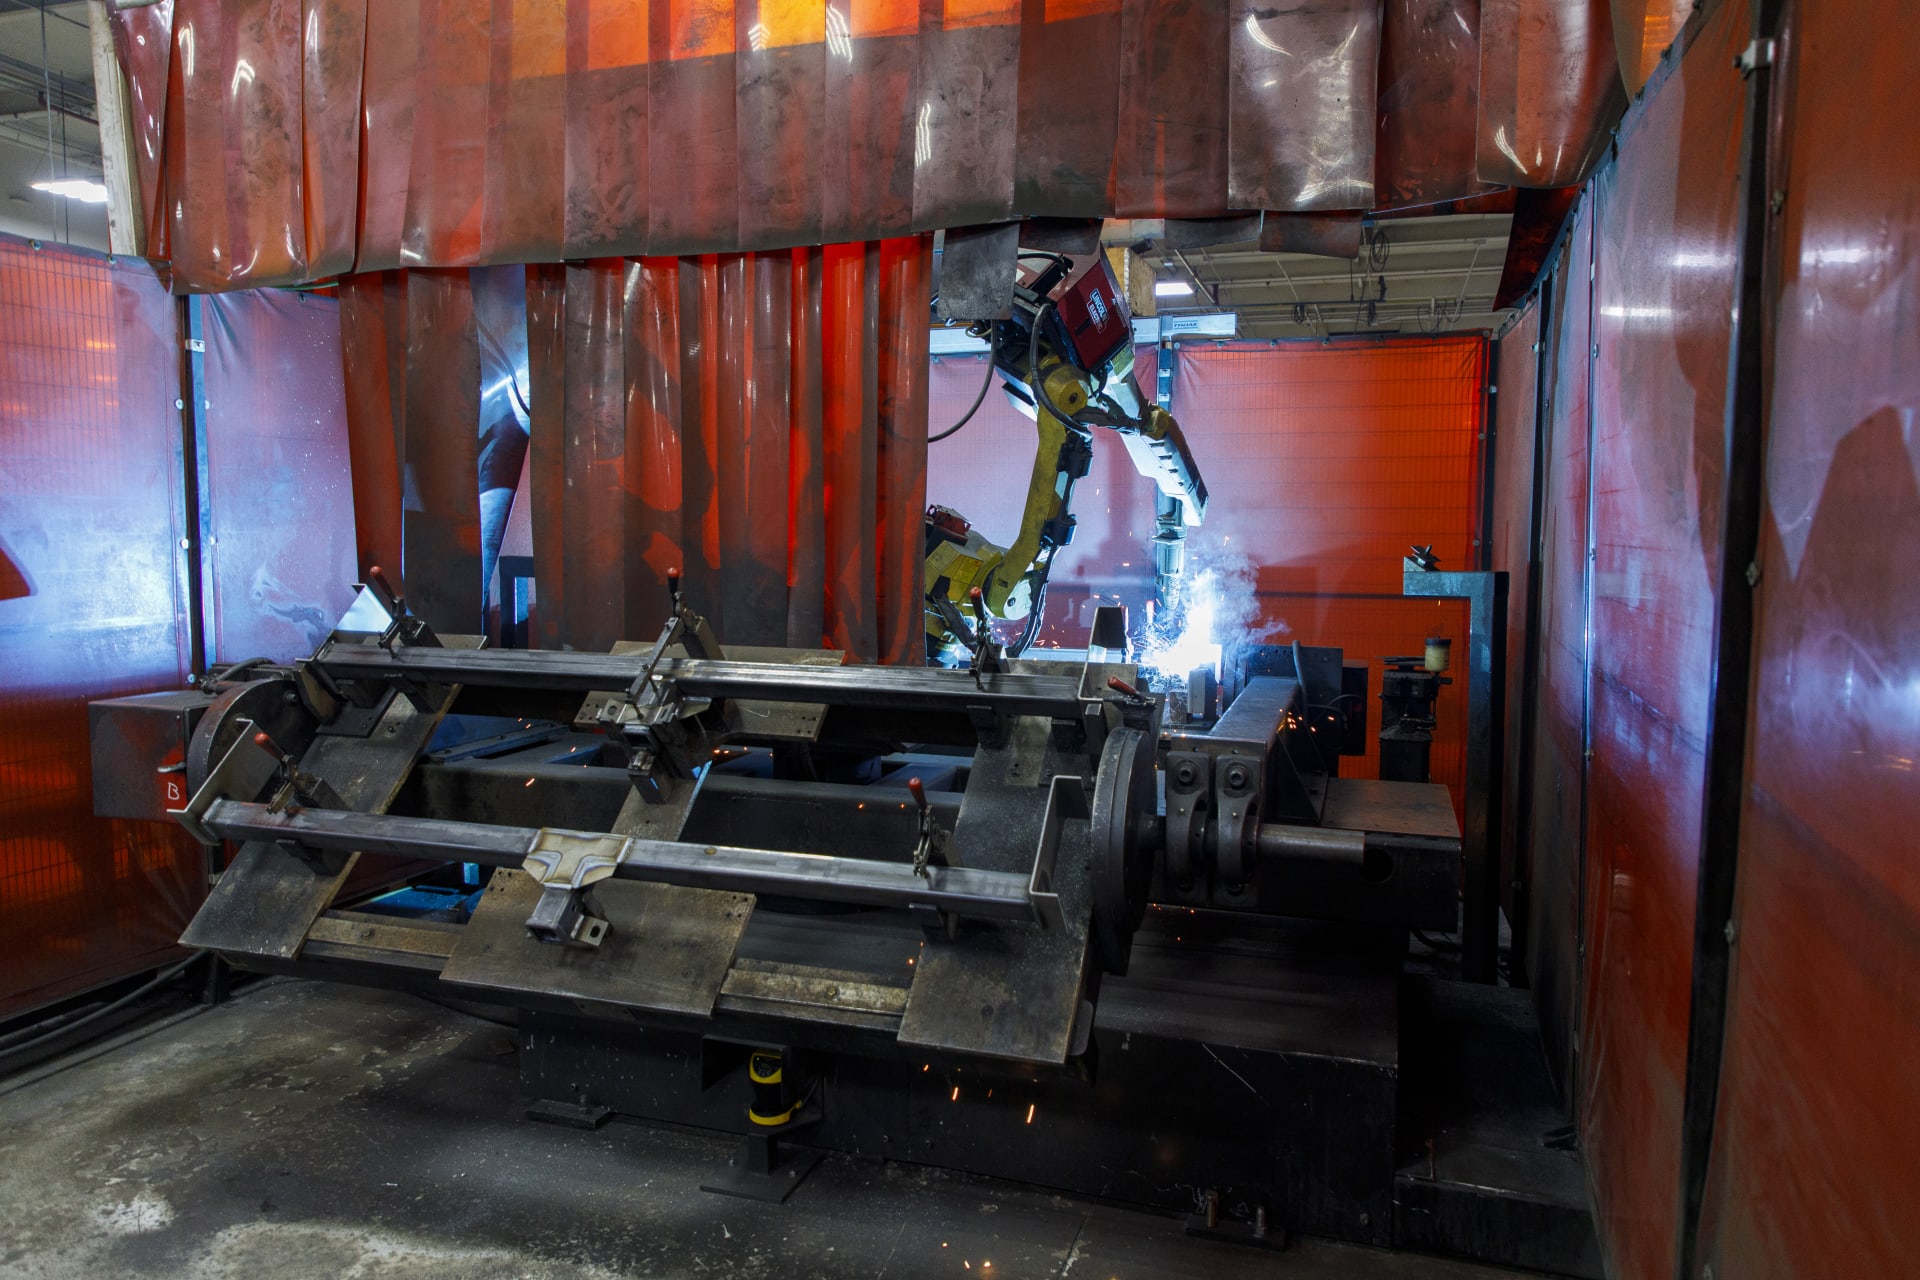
[1477,0,1627,188]
[1112,0,1229,219]
[1226,0,1382,212]
[106,0,173,260]
[1610,0,1694,98]
[116,0,1638,288]
[341,237,930,662]
[198,290,360,664]
[1375,0,1502,210]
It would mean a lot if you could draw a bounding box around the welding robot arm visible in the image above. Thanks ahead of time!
[924,251,1208,663]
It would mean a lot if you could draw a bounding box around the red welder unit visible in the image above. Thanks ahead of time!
[1021,253,1133,375]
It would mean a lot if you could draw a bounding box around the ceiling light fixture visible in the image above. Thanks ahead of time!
[32,179,109,205]
[1155,280,1194,297]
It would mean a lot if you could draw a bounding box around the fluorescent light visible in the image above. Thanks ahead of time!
[32,179,108,205]
[1155,280,1193,297]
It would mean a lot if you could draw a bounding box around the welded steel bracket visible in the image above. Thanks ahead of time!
[523,830,629,948]
[1025,774,1087,934]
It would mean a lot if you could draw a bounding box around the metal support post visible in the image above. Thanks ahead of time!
[1403,564,1509,982]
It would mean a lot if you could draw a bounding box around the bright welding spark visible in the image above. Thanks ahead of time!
[1138,570,1224,685]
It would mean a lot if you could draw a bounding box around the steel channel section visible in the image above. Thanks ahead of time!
[198,800,1040,925]
[1402,568,1509,981]
[315,644,1095,719]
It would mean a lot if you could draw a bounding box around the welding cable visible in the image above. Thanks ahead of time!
[1027,302,1087,433]
[929,333,998,444]
[1016,250,1070,270]
[1009,573,1050,657]
[0,951,207,1075]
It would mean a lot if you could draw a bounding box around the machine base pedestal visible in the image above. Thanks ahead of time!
[700,1134,823,1204]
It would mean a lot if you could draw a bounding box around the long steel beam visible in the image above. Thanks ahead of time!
[199,799,1041,923]
[314,644,1095,719]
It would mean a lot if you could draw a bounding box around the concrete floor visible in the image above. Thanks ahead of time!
[0,979,1531,1280]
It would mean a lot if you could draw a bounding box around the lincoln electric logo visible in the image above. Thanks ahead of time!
[1087,288,1111,329]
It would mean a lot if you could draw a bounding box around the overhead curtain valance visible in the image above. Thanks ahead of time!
[112,0,1630,291]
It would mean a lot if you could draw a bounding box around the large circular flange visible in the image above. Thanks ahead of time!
[1090,727,1156,976]
[186,677,318,796]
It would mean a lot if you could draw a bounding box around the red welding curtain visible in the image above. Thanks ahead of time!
[928,335,1487,816]
[340,238,932,662]
[199,290,360,664]
[117,0,1647,288]
[1173,338,1486,815]
[0,239,204,1019]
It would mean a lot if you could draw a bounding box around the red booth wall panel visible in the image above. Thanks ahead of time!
[1698,0,1920,1273]
[1488,302,1538,936]
[1575,2,1745,1272]
[1524,211,1591,1102]
[0,241,201,1018]
[1172,339,1484,814]
[930,338,1486,814]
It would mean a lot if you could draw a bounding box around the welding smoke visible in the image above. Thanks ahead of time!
[1135,550,1285,689]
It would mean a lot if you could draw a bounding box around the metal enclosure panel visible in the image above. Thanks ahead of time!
[1611,0,1694,98]
[1577,3,1744,1273]
[647,0,740,254]
[821,3,920,243]
[300,0,368,278]
[1112,0,1229,218]
[1699,1,1920,1274]
[168,0,309,289]
[107,0,175,258]
[89,692,215,823]
[352,0,422,272]
[735,0,826,250]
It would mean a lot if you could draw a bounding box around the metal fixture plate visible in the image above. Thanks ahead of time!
[440,869,754,1018]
